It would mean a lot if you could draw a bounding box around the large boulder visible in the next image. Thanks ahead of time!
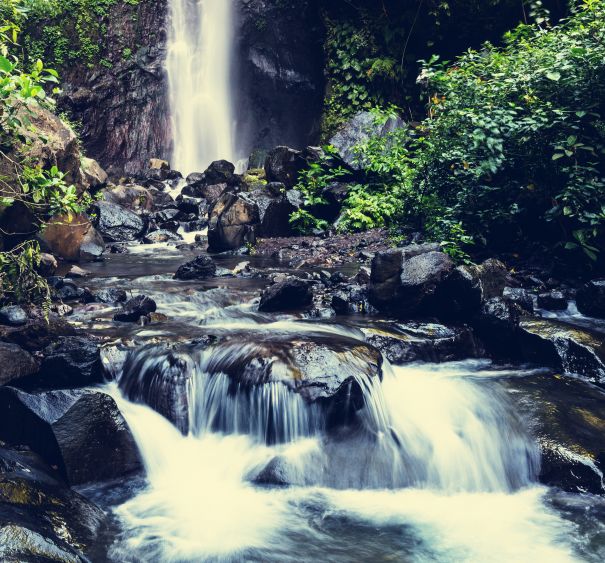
[259,277,314,312]
[102,184,154,213]
[576,280,605,318]
[0,342,38,386]
[264,146,307,188]
[113,295,157,323]
[204,160,235,184]
[0,306,28,327]
[174,255,217,280]
[92,201,145,242]
[0,445,106,562]
[250,187,301,237]
[80,156,108,190]
[0,387,142,485]
[40,213,105,262]
[329,111,405,169]
[207,192,260,252]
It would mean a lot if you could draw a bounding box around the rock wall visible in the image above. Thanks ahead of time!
[59,0,170,177]
[233,0,325,157]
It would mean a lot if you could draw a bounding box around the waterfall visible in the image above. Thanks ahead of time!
[166,0,237,174]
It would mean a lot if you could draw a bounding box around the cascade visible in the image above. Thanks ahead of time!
[166,0,237,173]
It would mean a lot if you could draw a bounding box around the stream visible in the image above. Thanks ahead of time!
[71,241,605,562]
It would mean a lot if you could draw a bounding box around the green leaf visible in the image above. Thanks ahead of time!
[546,71,561,81]
[0,55,13,73]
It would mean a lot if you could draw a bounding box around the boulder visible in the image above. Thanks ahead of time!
[472,297,522,357]
[537,290,567,311]
[174,255,217,280]
[250,188,300,237]
[92,201,145,242]
[149,158,170,170]
[466,258,511,299]
[144,229,183,244]
[207,192,260,252]
[259,277,313,312]
[0,305,28,327]
[37,252,58,276]
[102,184,154,212]
[361,322,479,364]
[113,295,157,323]
[0,387,142,485]
[40,213,105,262]
[0,342,38,386]
[0,445,106,562]
[203,160,235,184]
[331,284,376,315]
[503,286,534,313]
[80,156,108,190]
[0,315,76,353]
[93,287,127,304]
[329,111,405,169]
[264,146,307,188]
[576,280,605,318]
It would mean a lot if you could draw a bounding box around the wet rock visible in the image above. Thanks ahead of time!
[102,184,154,213]
[259,277,313,312]
[174,255,217,280]
[0,306,28,327]
[93,288,128,304]
[149,158,170,170]
[0,342,38,386]
[207,192,259,252]
[537,290,567,311]
[114,295,157,323]
[40,213,105,262]
[362,322,478,364]
[264,146,306,188]
[509,374,605,495]
[503,287,534,313]
[250,188,299,237]
[152,208,181,224]
[472,297,522,357]
[144,229,183,244]
[80,156,108,190]
[204,160,235,184]
[467,258,511,299]
[176,194,203,215]
[92,201,145,242]
[148,188,177,210]
[517,318,605,384]
[576,280,605,318]
[67,265,89,278]
[331,285,376,315]
[23,336,104,390]
[369,246,456,316]
[0,315,76,353]
[0,445,106,562]
[329,111,405,169]
[37,253,58,276]
[0,387,142,485]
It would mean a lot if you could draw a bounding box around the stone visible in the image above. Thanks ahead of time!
[144,229,183,244]
[467,258,511,299]
[102,184,154,212]
[250,188,299,237]
[114,295,157,322]
[576,280,605,318]
[331,285,376,315]
[37,253,58,276]
[503,287,534,313]
[537,290,568,311]
[207,192,260,252]
[259,277,313,312]
[80,156,108,190]
[264,146,307,188]
[67,265,90,278]
[93,288,128,304]
[203,160,235,184]
[0,387,142,485]
[149,158,170,170]
[472,297,522,357]
[174,255,217,280]
[92,201,145,242]
[40,213,105,262]
[0,306,28,327]
[0,342,38,386]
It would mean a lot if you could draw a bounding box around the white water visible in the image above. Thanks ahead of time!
[107,362,582,562]
[166,0,237,173]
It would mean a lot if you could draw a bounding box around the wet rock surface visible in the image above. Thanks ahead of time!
[92,201,145,242]
[576,280,605,318]
[174,255,217,280]
[0,343,38,386]
[259,277,314,312]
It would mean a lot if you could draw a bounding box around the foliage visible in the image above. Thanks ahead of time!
[0,240,50,307]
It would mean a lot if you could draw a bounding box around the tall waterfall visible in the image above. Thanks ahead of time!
[166,0,237,174]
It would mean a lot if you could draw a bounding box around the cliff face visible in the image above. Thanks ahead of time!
[233,0,325,157]
[59,0,170,177]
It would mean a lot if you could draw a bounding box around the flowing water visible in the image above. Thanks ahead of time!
[73,243,605,562]
[166,0,237,173]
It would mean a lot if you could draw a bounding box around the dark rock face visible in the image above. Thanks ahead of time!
[537,290,567,311]
[472,297,522,357]
[144,229,183,244]
[114,295,157,323]
[92,201,145,242]
[576,280,605,318]
[40,213,105,262]
[0,445,106,561]
[362,322,479,364]
[204,160,236,184]
[102,184,155,213]
[207,192,260,252]
[252,187,300,237]
[0,306,28,327]
[59,0,170,175]
[93,288,128,304]
[264,146,307,188]
[259,277,314,312]
[29,336,104,390]
[0,387,142,485]
[0,342,38,386]
[234,0,324,156]
[503,287,534,313]
[329,111,406,169]
[331,284,376,315]
[174,255,217,280]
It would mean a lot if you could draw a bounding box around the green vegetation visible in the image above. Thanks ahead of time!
[298,0,605,264]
